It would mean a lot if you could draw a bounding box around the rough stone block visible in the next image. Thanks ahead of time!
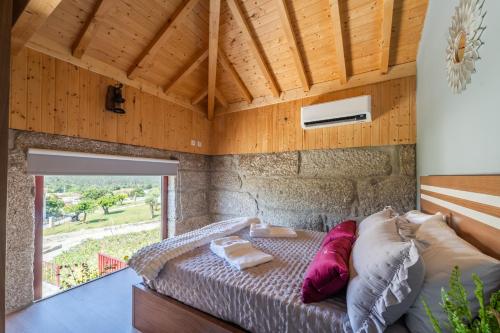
[246,178,354,215]
[209,191,258,216]
[174,153,210,171]
[210,155,238,171]
[210,214,241,223]
[259,209,325,231]
[239,152,298,176]
[210,172,242,191]
[400,145,416,176]
[6,249,33,313]
[177,190,208,219]
[177,171,209,191]
[300,148,392,178]
[174,216,211,236]
[357,176,416,215]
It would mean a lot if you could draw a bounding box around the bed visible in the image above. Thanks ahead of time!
[131,175,500,333]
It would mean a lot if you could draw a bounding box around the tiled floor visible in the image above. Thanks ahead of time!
[7,268,141,333]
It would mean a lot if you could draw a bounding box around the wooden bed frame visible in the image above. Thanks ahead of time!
[133,175,500,333]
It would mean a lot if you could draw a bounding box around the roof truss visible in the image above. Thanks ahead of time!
[226,0,281,98]
[127,0,199,79]
[380,0,395,74]
[11,0,62,55]
[71,0,115,59]
[329,0,347,84]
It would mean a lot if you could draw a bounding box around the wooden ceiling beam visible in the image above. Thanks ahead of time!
[215,88,228,108]
[25,35,206,115]
[207,0,221,120]
[71,0,115,59]
[127,0,198,79]
[380,0,395,74]
[216,61,416,115]
[328,0,347,84]
[11,0,62,56]
[192,88,208,105]
[226,0,280,98]
[275,0,309,92]
[218,48,252,103]
[191,87,228,108]
[164,48,208,94]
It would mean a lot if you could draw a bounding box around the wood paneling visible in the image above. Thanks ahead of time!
[9,48,211,155]
[212,76,416,155]
[420,175,500,260]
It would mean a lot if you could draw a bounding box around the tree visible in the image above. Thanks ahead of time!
[115,193,128,205]
[96,194,119,215]
[145,188,160,219]
[65,199,96,222]
[82,187,109,200]
[45,195,65,219]
[129,188,145,201]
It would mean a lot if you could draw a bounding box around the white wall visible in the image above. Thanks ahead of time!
[417,0,500,178]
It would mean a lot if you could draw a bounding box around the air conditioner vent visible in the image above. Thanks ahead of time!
[301,95,371,129]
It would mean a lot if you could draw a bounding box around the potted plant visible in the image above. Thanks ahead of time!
[423,266,500,333]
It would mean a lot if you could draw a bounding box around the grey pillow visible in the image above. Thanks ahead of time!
[347,216,425,333]
[405,220,500,333]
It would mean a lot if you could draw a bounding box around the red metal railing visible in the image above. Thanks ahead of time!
[98,253,128,275]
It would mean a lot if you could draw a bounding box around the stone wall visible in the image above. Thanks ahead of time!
[6,129,416,313]
[209,145,416,231]
[6,130,211,313]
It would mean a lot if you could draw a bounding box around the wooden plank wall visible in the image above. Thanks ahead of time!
[9,48,211,154]
[212,76,416,155]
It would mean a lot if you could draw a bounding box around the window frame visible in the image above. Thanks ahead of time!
[33,175,169,301]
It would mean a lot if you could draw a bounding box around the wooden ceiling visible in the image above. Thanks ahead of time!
[12,0,428,120]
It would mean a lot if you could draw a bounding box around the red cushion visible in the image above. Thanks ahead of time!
[321,220,357,247]
[301,220,357,303]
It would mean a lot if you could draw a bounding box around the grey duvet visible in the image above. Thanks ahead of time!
[146,228,353,333]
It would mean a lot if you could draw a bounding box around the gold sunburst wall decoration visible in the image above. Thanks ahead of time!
[446,0,486,94]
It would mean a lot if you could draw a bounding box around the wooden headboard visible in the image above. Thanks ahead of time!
[420,175,500,260]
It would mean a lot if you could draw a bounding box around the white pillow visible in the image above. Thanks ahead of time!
[403,210,445,224]
[357,206,397,234]
[347,216,425,333]
[405,220,500,333]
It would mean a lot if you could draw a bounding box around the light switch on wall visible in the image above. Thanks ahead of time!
[197,141,202,147]
[190,139,196,146]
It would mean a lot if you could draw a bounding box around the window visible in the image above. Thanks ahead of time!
[29,149,177,300]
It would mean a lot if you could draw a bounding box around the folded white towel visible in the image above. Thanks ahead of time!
[249,223,297,238]
[210,236,273,270]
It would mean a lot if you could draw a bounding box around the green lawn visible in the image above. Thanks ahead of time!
[44,203,159,236]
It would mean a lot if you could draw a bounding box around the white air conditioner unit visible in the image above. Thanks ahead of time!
[301,95,372,129]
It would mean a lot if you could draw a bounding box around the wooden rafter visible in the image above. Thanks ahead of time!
[275,0,309,92]
[215,89,228,108]
[71,0,115,59]
[328,0,347,84]
[26,35,205,115]
[218,48,252,103]
[11,0,62,56]
[127,0,198,79]
[217,62,416,115]
[191,87,228,108]
[208,0,221,120]
[380,0,394,74]
[226,0,280,98]
[192,88,208,105]
[164,48,208,94]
